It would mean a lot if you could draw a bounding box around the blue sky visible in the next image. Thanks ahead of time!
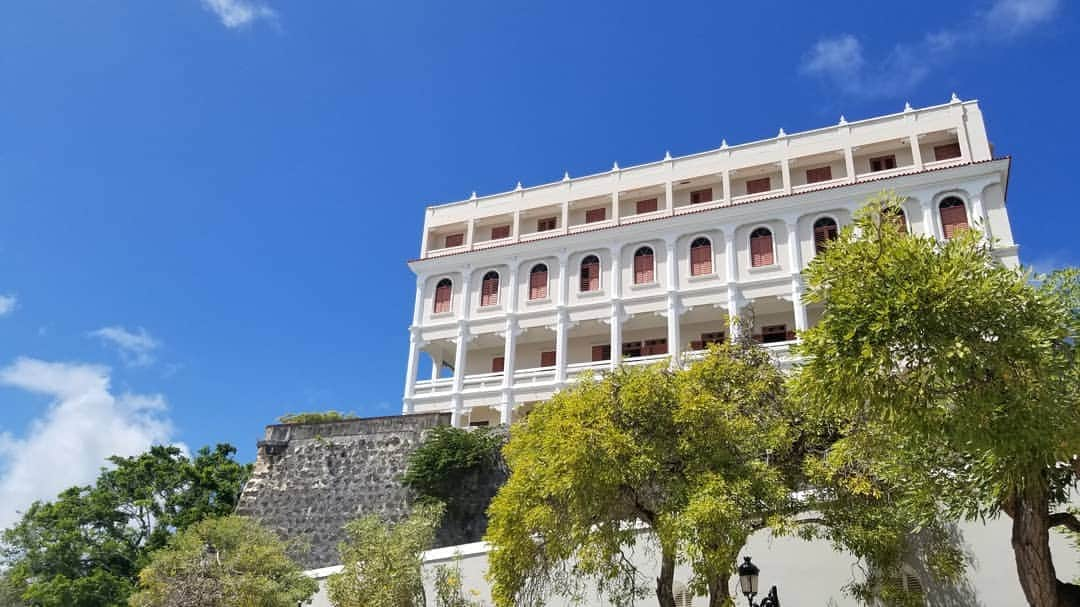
[0,0,1075,526]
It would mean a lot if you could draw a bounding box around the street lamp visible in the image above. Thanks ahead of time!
[737,556,780,607]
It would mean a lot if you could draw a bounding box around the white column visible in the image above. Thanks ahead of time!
[450,270,473,427]
[665,238,681,367]
[724,228,737,283]
[722,170,732,203]
[665,180,675,216]
[465,218,476,250]
[785,219,803,271]
[727,285,742,340]
[611,190,621,225]
[791,278,807,334]
[970,193,991,242]
[781,159,792,194]
[500,318,518,425]
[922,199,938,239]
[609,247,623,370]
[402,276,426,414]
[431,358,441,380]
[909,134,924,171]
[843,145,856,182]
[555,253,570,385]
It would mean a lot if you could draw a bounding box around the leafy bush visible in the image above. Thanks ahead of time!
[277,411,358,425]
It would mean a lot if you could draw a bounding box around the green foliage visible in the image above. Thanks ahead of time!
[129,515,316,607]
[403,425,505,505]
[1,444,251,607]
[791,191,1080,603]
[433,559,484,607]
[327,502,444,607]
[485,342,796,607]
[277,411,359,424]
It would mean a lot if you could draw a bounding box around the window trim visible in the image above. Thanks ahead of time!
[433,277,454,314]
[479,270,500,308]
[938,195,970,239]
[579,254,602,293]
[633,246,655,285]
[689,236,713,277]
[528,263,549,301]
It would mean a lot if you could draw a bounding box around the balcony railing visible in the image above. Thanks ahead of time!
[410,341,800,403]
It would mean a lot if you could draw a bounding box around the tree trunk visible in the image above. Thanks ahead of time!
[1007,484,1080,607]
[707,574,733,607]
[656,550,677,607]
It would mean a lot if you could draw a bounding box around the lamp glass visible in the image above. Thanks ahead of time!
[737,557,760,596]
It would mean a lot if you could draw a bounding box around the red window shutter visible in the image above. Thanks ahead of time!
[540,350,556,367]
[634,253,654,284]
[537,217,557,232]
[622,342,643,358]
[940,205,969,239]
[746,177,771,195]
[814,223,838,253]
[444,233,464,248]
[490,224,510,240]
[934,143,962,161]
[636,198,658,214]
[701,331,725,345]
[690,243,712,276]
[491,357,504,373]
[806,166,832,184]
[591,345,611,362]
[643,339,668,355]
[581,261,599,292]
[585,208,607,223]
[761,325,787,343]
[529,269,548,300]
[481,275,499,306]
[750,234,774,267]
[689,340,705,350]
[434,283,452,313]
[690,188,713,204]
[870,155,897,172]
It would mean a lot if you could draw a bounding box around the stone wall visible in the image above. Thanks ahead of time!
[235,412,454,569]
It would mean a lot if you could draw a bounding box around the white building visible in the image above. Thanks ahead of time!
[402,95,1017,427]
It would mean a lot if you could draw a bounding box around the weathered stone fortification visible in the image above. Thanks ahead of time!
[236,413,456,569]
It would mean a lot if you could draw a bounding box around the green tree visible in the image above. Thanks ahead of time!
[486,342,797,607]
[1,444,251,607]
[327,502,444,607]
[791,192,1080,606]
[129,515,316,607]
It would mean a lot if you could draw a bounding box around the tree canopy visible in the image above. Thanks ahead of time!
[327,502,444,607]
[485,342,797,607]
[129,515,317,607]
[791,191,1080,606]
[1,444,251,607]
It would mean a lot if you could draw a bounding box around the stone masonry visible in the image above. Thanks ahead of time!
[235,412,452,569]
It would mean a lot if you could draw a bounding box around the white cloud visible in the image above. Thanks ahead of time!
[89,326,161,367]
[200,0,278,29]
[0,294,17,317]
[0,358,174,531]
[801,0,1060,98]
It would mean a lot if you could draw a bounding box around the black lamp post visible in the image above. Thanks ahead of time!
[737,556,780,607]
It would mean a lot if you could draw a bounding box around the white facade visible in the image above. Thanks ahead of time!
[403,97,1018,427]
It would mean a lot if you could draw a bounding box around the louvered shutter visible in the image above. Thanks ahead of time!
[636,198,658,214]
[634,252,654,284]
[934,143,961,161]
[591,345,610,362]
[481,275,499,306]
[529,269,548,300]
[434,282,452,313]
[690,188,713,204]
[750,233,773,267]
[491,357,504,373]
[746,177,771,194]
[585,208,606,223]
[690,242,712,276]
[540,351,556,367]
[581,260,599,292]
[814,223,837,253]
[806,166,832,183]
[490,224,510,240]
[444,233,464,248]
[940,205,969,239]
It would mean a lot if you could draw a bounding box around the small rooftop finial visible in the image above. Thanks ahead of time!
[612,161,620,171]
[470,191,478,200]
[904,101,913,112]
[562,171,570,182]
[950,92,961,103]
[720,139,728,149]
[777,127,786,137]
[838,115,848,125]
[664,150,672,161]
[515,181,523,191]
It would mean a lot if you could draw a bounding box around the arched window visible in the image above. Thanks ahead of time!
[884,206,908,233]
[529,264,548,300]
[939,196,969,239]
[580,255,600,292]
[813,217,839,254]
[433,278,452,313]
[480,271,500,307]
[633,246,655,284]
[750,227,774,267]
[690,237,713,276]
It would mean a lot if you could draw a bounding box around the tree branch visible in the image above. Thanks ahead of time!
[1048,512,1080,533]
